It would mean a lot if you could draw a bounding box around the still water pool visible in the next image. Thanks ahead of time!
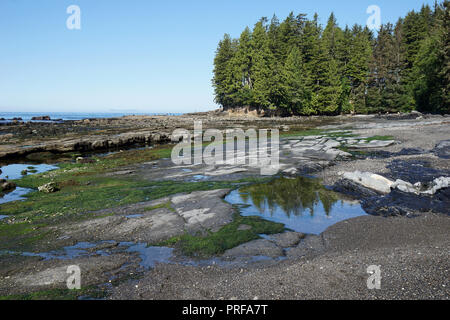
[0,163,58,180]
[0,163,59,205]
[225,176,367,235]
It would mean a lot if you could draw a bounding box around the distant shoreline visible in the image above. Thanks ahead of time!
[0,111,185,122]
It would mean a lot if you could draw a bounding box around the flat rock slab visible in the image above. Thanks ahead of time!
[332,179,382,199]
[171,189,233,232]
[434,140,450,159]
[268,232,305,248]
[362,188,450,217]
[386,159,450,184]
[285,235,326,258]
[339,171,394,194]
[1,253,139,294]
[59,189,233,244]
[349,140,396,149]
[223,239,284,259]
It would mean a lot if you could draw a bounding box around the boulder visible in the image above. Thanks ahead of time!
[339,171,394,194]
[434,140,450,159]
[31,116,51,121]
[282,167,299,176]
[362,188,450,217]
[387,159,450,184]
[1,179,16,192]
[322,139,341,150]
[38,182,59,193]
[332,179,382,199]
[393,176,450,195]
[76,157,96,164]
[391,179,416,193]
[0,133,13,142]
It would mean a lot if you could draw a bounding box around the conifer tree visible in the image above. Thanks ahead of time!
[315,57,343,114]
[251,21,281,108]
[441,0,450,111]
[229,27,254,107]
[213,34,237,109]
[282,46,314,114]
[211,3,449,115]
[347,25,372,113]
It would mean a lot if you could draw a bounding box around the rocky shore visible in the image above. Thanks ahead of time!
[0,112,449,300]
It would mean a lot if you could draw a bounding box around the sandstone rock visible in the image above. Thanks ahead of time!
[223,239,284,259]
[391,179,416,193]
[76,157,95,164]
[362,188,450,217]
[31,116,51,121]
[38,182,59,193]
[332,179,382,199]
[349,140,396,149]
[322,139,341,150]
[283,167,299,176]
[434,140,450,159]
[1,179,16,192]
[268,232,305,248]
[339,171,394,194]
[0,133,13,142]
[392,176,450,195]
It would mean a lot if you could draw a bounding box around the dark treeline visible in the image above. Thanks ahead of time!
[213,1,449,115]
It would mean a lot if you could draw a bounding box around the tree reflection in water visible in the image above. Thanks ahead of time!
[238,176,339,218]
[227,176,367,235]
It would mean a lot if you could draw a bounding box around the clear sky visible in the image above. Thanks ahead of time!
[0,0,437,113]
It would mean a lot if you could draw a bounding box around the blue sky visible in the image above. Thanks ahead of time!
[0,0,437,113]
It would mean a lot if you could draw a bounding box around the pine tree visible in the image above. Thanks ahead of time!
[347,25,372,113]
[400,6,434,109]
[251,21,279,108]
[441,0,450,111]
[410,0,449,113]
[315,57,343,114]
[367,23,407,113]
[212,34,237,109]
[211,4,449,115]
[277,12,302,63]
[229,27,254,107]
[322,13,342,59]
[282,47,314,115]
[410,34,443,112]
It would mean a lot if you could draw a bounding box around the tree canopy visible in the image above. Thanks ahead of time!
[213,2,449,115]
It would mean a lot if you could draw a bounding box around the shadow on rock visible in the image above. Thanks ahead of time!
[386,159,450,184]
[361,188,450,217]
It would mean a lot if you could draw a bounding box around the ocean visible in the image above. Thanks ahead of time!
[0,112,182,122]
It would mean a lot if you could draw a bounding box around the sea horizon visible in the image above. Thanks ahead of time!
[0,111,185,122]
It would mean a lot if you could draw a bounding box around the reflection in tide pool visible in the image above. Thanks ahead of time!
[0,163,58,180]
[225,177,367,235]
[0,187,33,205]
[0,163,59,205]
